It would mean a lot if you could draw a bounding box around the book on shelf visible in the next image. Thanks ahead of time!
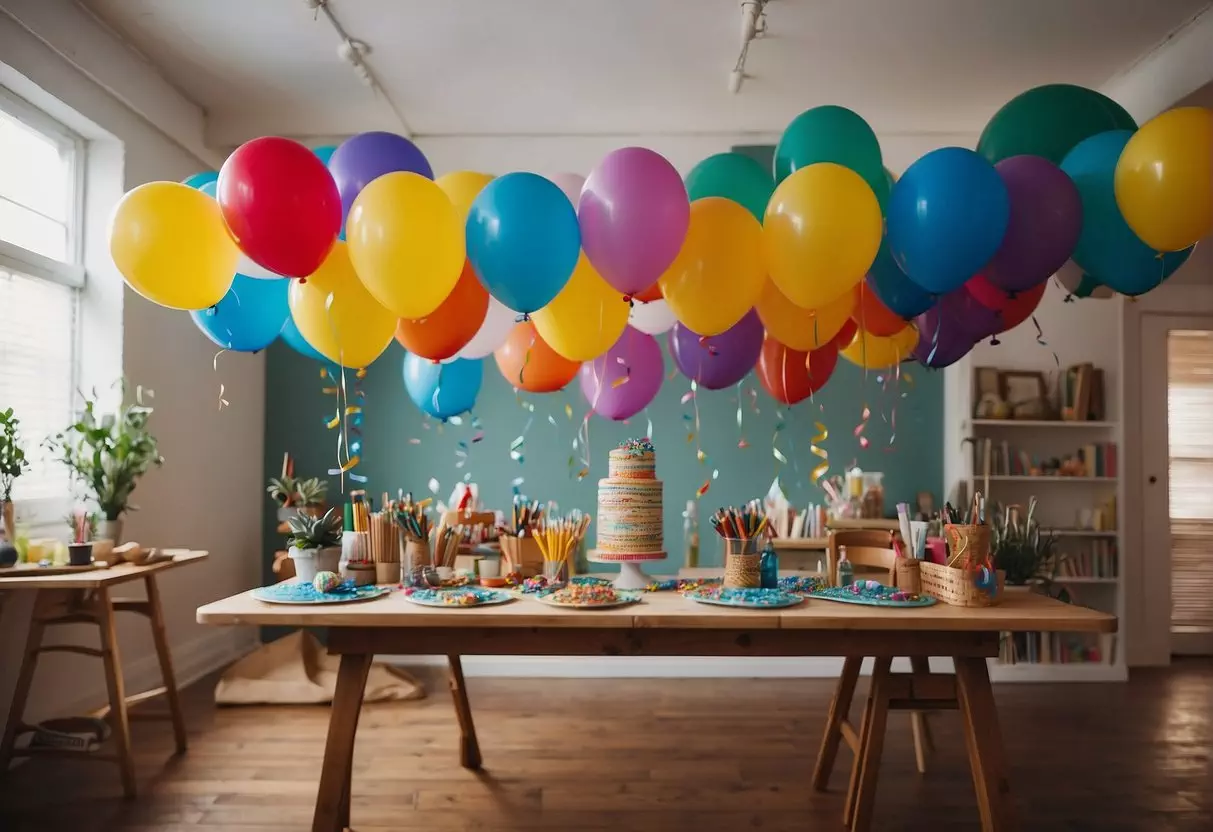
[1061,363,1105,421]
[1056,538,1119,578]
[998,631,1118,666]
[974,437,1118,477]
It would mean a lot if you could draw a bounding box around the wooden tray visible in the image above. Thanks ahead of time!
[0,562,104,579]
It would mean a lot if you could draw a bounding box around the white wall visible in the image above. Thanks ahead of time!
[0,11,262,727]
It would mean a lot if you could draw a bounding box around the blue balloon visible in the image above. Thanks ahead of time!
[466,172,580,314]
[190,274,289,352]
[887,147,1010,294]
[866,238,935,318]
[403,354,483,420]
[182,171,217,189]
[1060,130,1193,296]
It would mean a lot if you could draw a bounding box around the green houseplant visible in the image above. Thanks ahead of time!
[268,475,328,522]
[286,506,343,581]
[47,394,163,544]
[991,497,1061,586]
[0,408,30,542]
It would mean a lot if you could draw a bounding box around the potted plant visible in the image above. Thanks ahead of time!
[0,408,30,542]
[267,474,300,523]
[294,477,328,517]
[991,497,1062,587]
[47,394,163,545]
[286,506,343,582]
[65,508,99,566]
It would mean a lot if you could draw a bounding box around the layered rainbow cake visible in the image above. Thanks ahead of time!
[596,438,663,558]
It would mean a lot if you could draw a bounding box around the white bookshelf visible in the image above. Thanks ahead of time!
[968,370,1125,684]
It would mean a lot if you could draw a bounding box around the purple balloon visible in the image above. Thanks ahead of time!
[579,326,663,421]
[913,289,993,367]
[579,147,689,296]
[984,155,1082,293]
[669,309,764,390]
[328,131,433,223]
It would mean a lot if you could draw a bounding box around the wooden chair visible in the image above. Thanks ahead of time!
[814,529,936,803]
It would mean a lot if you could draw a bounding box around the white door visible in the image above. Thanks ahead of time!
[1141,315,1213,656]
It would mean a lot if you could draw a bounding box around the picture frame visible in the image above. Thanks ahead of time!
[975,367,1001,397]
[999,371,1050,419]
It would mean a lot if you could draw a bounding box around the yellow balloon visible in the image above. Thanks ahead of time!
[347,171,465,319]
[839,324,918,370]
[288,241,396,368]
[1115,106,1213,252]
[109,181,239,311]
[763,163,882,309]
[756,281,856,351]
[532,254,629,361]
[658,197,766,336]
[436,171,494,224]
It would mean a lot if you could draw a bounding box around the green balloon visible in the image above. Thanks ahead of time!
[977,84,1137,165]
[774,105,888,210]
[685,153,775,221]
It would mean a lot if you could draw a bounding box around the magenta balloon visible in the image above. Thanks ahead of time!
[579,147,690,296]
[669,309,764,390]
[984,155,1082,293]
[579,326,663,421]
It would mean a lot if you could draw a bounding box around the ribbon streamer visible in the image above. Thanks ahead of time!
[810,421,829,484]
[212,349,229,411]
[1032,315,1061,368]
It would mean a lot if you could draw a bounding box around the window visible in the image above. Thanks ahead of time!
[0,87,84,517]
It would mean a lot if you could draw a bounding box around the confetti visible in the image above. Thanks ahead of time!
[547,414,557,427]
[738,439,750,449]
[712,468,719,480]
[680,391,695,405]
[409,438,421,445]
[428,477,440,494]
[697,449,706,463]
[565,404,573,420]
[696,480,711,498]
[448,415,464,426]
[855,405,871,450]
[472,431,484,443]
[511,476,525,488]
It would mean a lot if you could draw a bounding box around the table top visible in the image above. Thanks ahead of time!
[197,582,1116,633]
[0,550,208,589]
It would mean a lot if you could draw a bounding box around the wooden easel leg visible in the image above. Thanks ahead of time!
[909,656,933,774]
[850,656,893,832]
[447,654,481,770]
[312,652,371,832]
[144,575,188,754]
[96,587,136,799]
[812,655,861,791]
[0,590,47,775]
[956,657,1016,831]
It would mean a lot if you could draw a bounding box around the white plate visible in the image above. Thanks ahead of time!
[535,590,643,609]
[403,589,514,608]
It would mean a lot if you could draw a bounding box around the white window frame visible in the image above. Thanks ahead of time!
[0,84,87,527]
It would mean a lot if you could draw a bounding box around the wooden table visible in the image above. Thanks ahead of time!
[197,586,1115,832]
[1,551,208,797]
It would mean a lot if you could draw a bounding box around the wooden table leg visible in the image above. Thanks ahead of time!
[144,574,188,754]
[909,656,934,774]
[812,654,861,791]
[0,590,48,776]
[96,587,137,799]
[312,652,371,832]
[843,659,877,827]
[955,656,1016,831]
[849,657,892,831]
[447,654,481,770]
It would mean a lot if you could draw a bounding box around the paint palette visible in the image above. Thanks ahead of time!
[809,585,937,607]
[683,587,805,609]
[251,583,390,605]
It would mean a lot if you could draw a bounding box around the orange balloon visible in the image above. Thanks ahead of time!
[494,321,579,393]
[634,281,663,303]
[756,281,856,351]
[852,283,906,337]
[394,261,489,360]
[756,335,839,405]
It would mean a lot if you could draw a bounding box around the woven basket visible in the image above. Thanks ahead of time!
[722,538,761,588]
[943,523,992,569]
[894,559,922,595]
[919,560,1005,607]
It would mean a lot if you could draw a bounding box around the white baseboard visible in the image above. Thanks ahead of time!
[383,655,957,678]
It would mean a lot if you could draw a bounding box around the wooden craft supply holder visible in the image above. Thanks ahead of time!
[499,535,543,578]
[894,559,922,595]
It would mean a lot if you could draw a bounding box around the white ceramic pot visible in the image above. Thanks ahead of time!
[99,518,123,545]
[289,545,341,582]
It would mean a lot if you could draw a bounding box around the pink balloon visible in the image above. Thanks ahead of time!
[579,148,689,297]
[579,326,663,421]
[550,172,585,208]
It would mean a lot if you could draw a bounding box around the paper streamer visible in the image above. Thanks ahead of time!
[212,349,229,410]
[810,421,829,484]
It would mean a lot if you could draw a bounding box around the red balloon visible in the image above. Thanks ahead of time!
[966,273,1046,334]
[217,137,341,278]
[852,283,905,336]
[832,319,858,349]
[756,335,839,405]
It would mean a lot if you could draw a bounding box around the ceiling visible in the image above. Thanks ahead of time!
[81,0,1210,145]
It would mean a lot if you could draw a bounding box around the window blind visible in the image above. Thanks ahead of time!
[1167,330,1213,633]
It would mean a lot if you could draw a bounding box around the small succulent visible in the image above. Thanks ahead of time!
[991,497,1061,586]
[267,475,299,507]
[294,477,328,507]
[287,506,343,551]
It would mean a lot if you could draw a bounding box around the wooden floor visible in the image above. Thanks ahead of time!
[1,660,1211,831]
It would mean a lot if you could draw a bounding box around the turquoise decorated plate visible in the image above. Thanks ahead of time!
[809,586,937,607]
[404,588,514,608]
[252,583,390,605]
[684,587,804,609]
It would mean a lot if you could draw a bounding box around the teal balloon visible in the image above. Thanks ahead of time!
[978,84,1136,165]
[774,105,888,209]
[685,153,774,220]
[182,171,217,189]
[1060,130,1192,296]
[190,273,288,352]
[312,145,337,166]
[403,354,483,420]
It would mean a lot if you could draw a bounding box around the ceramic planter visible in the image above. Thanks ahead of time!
[68,542,94,566]
[289,545,341,582]
[99,518,123,545]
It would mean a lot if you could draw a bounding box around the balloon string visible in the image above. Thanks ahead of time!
[212,349,230,411]
[735,379,746,449]
[1032,315,1060,368]
[519,329,534,387]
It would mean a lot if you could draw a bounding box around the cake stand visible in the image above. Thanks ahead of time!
[587,549,666,590]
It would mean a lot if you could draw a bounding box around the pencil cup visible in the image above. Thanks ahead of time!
[894,559,922,595]
[404,539,431,572]
[943,524,991,570]
[342,531,368,566]
[543,558,568,583]
[723,538,761,589]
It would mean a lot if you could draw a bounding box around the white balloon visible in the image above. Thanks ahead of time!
[628,299,677,335]
[1055,260,1114,300]
[550,172,585,209]
[457,296,518,358]
[236,254,286,280]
